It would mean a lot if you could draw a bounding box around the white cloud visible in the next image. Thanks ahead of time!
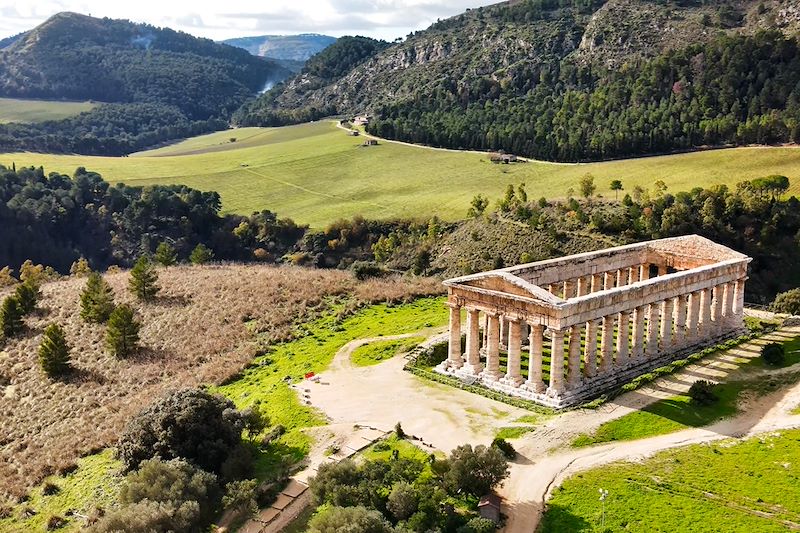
[1,0,493,41]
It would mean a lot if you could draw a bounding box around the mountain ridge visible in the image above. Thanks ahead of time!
[237,0,800,161]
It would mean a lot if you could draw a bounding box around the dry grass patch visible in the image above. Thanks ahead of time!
[0,264,441,502]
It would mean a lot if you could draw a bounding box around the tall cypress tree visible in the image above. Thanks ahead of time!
[128,256,159,302]
[80,272,115,323]
[105,304,140,358]
[0,296,24,339]
[39,324,71,378]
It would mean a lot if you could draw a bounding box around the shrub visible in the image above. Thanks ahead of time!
[15,281,40,315]
[0,266,16,287]
[442,444,510,497]
[771,288,800,315]
[116,458,219,528]
[88,499,200,533]
[46,515,68,530]
[688,380,718,406]
[39,324,71,378]
[308,505,393,533]
[128,256,159,302]
[387,481,418,520]
[80,272,116,323]
[352,261,386,280]
[395,421,406,439]
[240,401,270,443]
[154,241,178,267]
[761,342,785,366]
[70,257,92,277]
[105,304,140,358]
[42,482,60,496]
[222,479,258,515]
[189,244,214,265]
[0,296,24,339]
[491,437,516,459]
[117,389,243,475]
[459,517,498,533]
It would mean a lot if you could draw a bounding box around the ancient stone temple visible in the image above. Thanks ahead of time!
[437,235,751,408]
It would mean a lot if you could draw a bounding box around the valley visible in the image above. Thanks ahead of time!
[3,121,800,227]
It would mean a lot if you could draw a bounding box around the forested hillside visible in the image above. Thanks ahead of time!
[239,0,800,161]
[0,12,289,155]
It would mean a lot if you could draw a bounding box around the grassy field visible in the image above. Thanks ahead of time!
[3,121,800,227]
[212,297,448,478]
[350,336,426,367]
[0,450,122,532]
[0,97,96,123]
[542,429,800,532]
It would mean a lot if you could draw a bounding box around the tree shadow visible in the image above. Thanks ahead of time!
[64,366,106,385]
[538,502,593,532]
[126,345,171,363]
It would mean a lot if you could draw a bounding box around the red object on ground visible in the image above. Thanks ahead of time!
[304,372,316,379]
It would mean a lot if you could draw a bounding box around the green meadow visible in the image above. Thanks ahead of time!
[3,121,800,227]
[542,429,800,532]
[0,97,96,123]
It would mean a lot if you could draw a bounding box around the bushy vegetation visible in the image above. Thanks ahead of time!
[80,273,115,323]
[688,380,718,406]
[771,288,800,315]
[105,305,140,358]
[760,342,785,366]
[38,324,71,378]
[309,442,508,531]
[128,256,159,301]
[117,389,246,476]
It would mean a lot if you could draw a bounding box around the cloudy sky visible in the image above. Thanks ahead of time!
[0,1,495,41]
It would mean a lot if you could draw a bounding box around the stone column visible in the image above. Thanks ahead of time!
[482,313,488,350]
[447,303,463,369]
[591,273,603,293]
[464,309,483,374]
[504,319,524,386]
[526,324,545,393]
[547,328,566,396]
[711,285,724,323]
[499,317,508,350]
[698,288,712,339]
[616,268,629,287]
[723,281,736,329]
[563,279,575,299]
[631,305,646,361]
[659,299,673,348]
[646,303,660,357]
[685,291,701,344]
[576,276,588,297]
[600,315,615,374]
[616,311,630,367]
[484,314,501,381]
[584,319,599,378]
[673,295,687,347]
[603,271,615,290]
[639,263,650,281]
[628,266,639,283]
[734,278,746,325]
[567,324,582,389]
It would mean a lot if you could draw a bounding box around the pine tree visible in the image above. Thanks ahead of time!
[39,324,71,378]
[14,280,40,315]
[128,256,159,302]
[80,272,115,323]
[154,241,178,267]
[189,244,214,265]
[105,304,140,358]
[0,296,24,339]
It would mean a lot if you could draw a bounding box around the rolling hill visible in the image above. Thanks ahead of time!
[3,120,800,228]
[238,0,800,161]
[0,12,290,155]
